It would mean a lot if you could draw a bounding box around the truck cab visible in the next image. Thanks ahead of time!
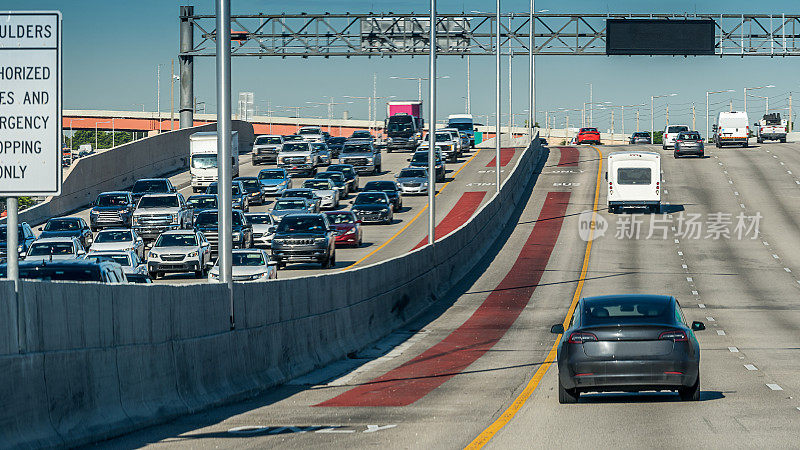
[447,114,476,147]
[189,131,240,192]
[278,141,321,177]
[385,103,424,152]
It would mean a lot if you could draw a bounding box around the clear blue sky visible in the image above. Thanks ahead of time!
[7,0,800,133]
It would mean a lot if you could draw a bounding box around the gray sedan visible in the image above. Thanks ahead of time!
[551,294,705,403]
[395,167,429,195]
[674,131,705,158]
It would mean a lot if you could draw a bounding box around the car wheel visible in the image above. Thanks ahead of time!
[558,378,579,404]
[679,375,700,401]
[194,267,204,278]
[673,152,678,158]
[321,255,330,269]
[699,152,705,158]
[662,145,667,150]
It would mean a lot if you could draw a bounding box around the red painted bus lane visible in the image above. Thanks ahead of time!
[556,146,579,167]
[317,191,572,407]
[486,148,517,167]
[412,191,487,250]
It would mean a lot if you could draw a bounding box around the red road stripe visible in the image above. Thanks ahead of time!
[486,148,517,167]
[412,191,487,250]
[557,147,579,166]
[316,191,571,407]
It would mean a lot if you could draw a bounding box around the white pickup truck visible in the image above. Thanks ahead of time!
[755,113,787,144]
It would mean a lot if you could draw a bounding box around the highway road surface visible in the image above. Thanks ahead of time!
[95,141,800,448]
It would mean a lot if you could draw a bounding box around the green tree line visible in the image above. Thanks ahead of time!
[63,130,135,150]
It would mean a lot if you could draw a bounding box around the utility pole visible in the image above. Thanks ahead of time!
[157,64,162,133]
[730,99,733,112]
[636,109,640,132]
[373,73,377,131]
[789,92,793,132]
[666,103,669,127]
[179,5,194,129]
[692,103,696,130]
[170,59,176,130]
[589,83,593,126]
[508,12,513,136]
[610,109,615,145]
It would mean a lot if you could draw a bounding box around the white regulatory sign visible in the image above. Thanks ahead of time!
[0,11,62,196]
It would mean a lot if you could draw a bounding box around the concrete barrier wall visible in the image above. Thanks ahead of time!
[0,135,546,448]
[3,121,254,227]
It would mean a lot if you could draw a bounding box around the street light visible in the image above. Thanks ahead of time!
[706,89,735,140]
[306,97,353,133]
[651,93,677,143]
[743,85,775,115]
[747,92,771,115]
[389,75,450,101]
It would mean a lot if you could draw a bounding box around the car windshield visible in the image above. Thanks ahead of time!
[87,254,131,266]
[634,132,649,137]
[246,214,273,225]
[316,173,343,182]
[355,193,387,204]
[0,226,25,241]
[617,168,652,185]
[206,185,241,196]
[154,234,197,247]
[341,143,372,153]
[96,194,129,207]
[259,170,285,180]
[329,137,347,144]
[668,126,689,133]
[187,196,217,209]
[191,154,217,169]
[255,136,282,145]
[94,230,132,243]
[132,180,168,193]
[138,196,178,208]
[232,252,265,266]
[276,216,326,232]
[282,142,310,152]
[195,212,244,227]
[411,152,439,163]
[387,117,413,133]
[326,213,356,224]
[237,179,261,191]
[582,297,673,326]
[43,219,81,231]
[581,128,598,133]
[274,200,307,210]
[424,133,452,141]
[28,242,75,256]
[299,128,321,135]
[364,181,397,191]
[399,168,426,178]
[284,135,303,141]
[447,121,473,131]
[351,132,371,138]
[327,166,353,177]
[284,190,312,199]
[304,180,331,190]
[311,143,328,151]
[679,132,701,140]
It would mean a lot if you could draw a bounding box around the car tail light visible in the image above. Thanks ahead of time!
[664,371,683,375]
[567,332,598,344]
[659,330,688,342]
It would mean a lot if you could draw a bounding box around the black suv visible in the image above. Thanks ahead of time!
[193,209,253,255]
[270,214,336,268]
[90,191,136,231]
[362,180,402,212]
[131,178,177,203]
[326,164,360,193]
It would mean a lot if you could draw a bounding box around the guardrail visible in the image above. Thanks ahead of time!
[0,134,546,448]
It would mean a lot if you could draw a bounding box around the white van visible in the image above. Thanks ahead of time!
[715,111,749,148]
[607,151,661,214]
[189,131,240,192]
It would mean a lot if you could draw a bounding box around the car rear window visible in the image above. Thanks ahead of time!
[668,126,688,133]
[617,167,651,185]
[582,297,673,326]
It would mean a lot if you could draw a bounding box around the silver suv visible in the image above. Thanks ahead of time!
[339,140,382,174]
[132,193,192,241]
[278,141,322,177]
[146,229,212,279]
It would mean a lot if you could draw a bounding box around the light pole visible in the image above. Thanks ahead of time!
[528,5,547,136]
[588,83,593,126]
[306,98,352,133]
[495,0,501,192]
[706,89,734,141]
[156,64,163,133]
[94,120,111,150]
[170,59,179,130]
[604,103,643,144]
[651,93,677,143]
[427,0,437,245]
[743,85,775,115]
[389,75,450,101]
[747,93,770,115]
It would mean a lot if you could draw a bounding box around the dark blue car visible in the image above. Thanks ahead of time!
[38,217,94,249]
[89,191,136,231]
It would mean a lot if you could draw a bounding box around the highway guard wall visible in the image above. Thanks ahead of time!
[0,135,546,448]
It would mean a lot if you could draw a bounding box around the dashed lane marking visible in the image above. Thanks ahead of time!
[729,346,740,353]
[767,384,783,391]
[698,303,706,308]
[717,330,726,336]
[745,364,758,371]
[706,316,715,322]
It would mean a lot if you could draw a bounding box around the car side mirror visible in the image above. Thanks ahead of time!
[691,321,705,331]
[550,324,565,334]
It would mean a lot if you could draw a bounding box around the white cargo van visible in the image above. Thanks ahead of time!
[715,111,749,148]
[189,131,240,192]
[607,151,661,214]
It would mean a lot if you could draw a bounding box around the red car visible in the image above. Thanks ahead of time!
[324,211,363,247]
[576,127,601,145]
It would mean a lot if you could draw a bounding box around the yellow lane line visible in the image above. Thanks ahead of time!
[465,145,603,449]
[342,147,484,270]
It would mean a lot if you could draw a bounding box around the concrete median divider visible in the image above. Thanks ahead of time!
[0,135,547,448]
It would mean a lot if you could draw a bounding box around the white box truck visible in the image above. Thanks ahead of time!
[190,131,240,192]
[714,111,749,148]
[607,151,661,214]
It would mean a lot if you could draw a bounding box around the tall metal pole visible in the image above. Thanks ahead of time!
[589,83,593,126]
[428,0,437,245]
[495,0,501,192]
[216,0,234,328]
[789,92,793,132]
[508,14,513,138]
[651,96,654,144]
[466,55,471,114]
[529,0,534,136]
[180,5,194,129]
[170,58,175,130]
[5,198,18,289]
[157,64,162,133]
[706,91,710,141]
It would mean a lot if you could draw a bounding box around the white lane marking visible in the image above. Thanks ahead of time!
[780,161,785,165]
[729,346,740,353]
[767,383,783,391]
[364,425,398,433]
[773,254,780,259]
[744,364,758,371]
[317,428,357,434]
[687,277,693,282]
[682,264,688,269]
[706,316,715,322]
[692,290,699,295]
[674,239,680,244]
[664,189,668,194]
[740,203,746,208]
[718,162,724,165]
[698,303,706,308]
[723,170,728,174]
[734,191,739,196]
[788,171,793,175]
[466,182,496,187]
[796,180,800,185]
[717,330,726,335]
[678,251,684,256]
[763,241,769,246]
[785,268,792,273]
[773,155,778,158]
[729,180,734,184]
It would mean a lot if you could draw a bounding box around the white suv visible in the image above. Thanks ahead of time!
[147,230,212,279]
[662,125,689,150]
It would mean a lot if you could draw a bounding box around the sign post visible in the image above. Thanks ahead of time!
[0,11,62,285]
